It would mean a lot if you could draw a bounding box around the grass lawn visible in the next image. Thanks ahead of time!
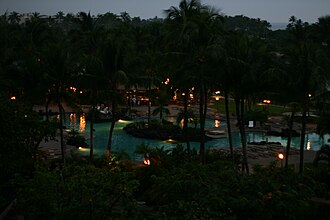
[210,98,288,116]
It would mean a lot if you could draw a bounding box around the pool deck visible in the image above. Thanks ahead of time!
[213,143,317,169]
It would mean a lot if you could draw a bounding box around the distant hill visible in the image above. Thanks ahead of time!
[270,23,288,30]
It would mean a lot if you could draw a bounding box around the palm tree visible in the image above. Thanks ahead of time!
[133,65,161,125]
[70,11,105,163]
[152,85,171,121]
[222,30,271,174]
[213,32,237,160]
[165,0,223,163]
[284,20,326,173]
[100,31,129,159]
[77,55,104,163]
[284,103,299,168]
[128,18,165,124]
[8,11,21,24]
[313,15,330,49]
[223,32,251,174]
[42,42,74,163]
[165,0,205,159]
[55,11,65,22]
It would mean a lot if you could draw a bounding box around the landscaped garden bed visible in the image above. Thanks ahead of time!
[123,119,212,142]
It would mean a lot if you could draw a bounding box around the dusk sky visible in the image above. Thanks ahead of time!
[1,0,329,23]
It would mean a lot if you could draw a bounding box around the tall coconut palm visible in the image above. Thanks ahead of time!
[152,84,171,121]
[224,32,251,174]
[8,11,21,25]
[42,42,74,163]
[313,15,330,50]
[70,11,105,163]
[223,31,271,174]
[165,0,223,163]
[284,103,299,168]
[171,66,196,159]
[100,31,129,159]
[164,0,198,157]
[128,18,165,124]
[77,55,104,163]
[283,18,328,173]
[285,42,324,173]
[212,31,238,160]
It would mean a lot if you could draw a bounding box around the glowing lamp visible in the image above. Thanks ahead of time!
[278,153,284,160]
[214,119,220,128]
[143,159,150,166]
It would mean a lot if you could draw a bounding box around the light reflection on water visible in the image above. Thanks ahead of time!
[79,115,86,132]
[306,140,311,151]
[65,113,329,158]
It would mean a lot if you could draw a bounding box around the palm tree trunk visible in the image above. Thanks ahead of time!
[45,97,51,121]
[89,104,95,163]
[285,110,295,168]
[235,97,249,174]
[31,134,45,174]
[247,96,253,112]
[299,106,307,174]
[199,91,204,163]
[224,90,234,160]
[240,98,249,174]
[203,87,208,130]
[58,97,65,163]
[106,102,116,159]
[198,61,207,164]
[199,82,206,164]
[183,91,191,160]
[127,95,131,117]
[160,105,163,121]
[147,81,151,125]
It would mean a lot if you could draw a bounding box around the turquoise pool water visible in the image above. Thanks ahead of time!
[65,114,329,159]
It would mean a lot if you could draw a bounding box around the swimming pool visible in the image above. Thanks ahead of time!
[65,113,329,159]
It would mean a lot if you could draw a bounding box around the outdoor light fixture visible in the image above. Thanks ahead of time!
[278,153,284,168]
[69,86,77,92]
[143,153,150,166]
[263,99,271,104]
[10,96,16,100]
[143,159,150,166]
[278,153,284,160]
[78,147,89,152]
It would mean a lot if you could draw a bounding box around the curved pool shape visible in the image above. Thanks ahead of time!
[65,114,329,159]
